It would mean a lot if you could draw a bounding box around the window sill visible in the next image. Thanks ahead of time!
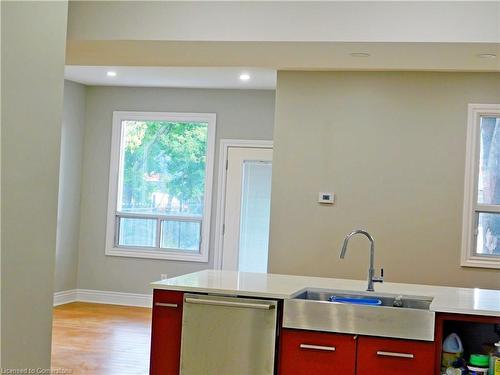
[106,247,209,262]
[461,257,500,269]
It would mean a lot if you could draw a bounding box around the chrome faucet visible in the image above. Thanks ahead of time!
[340,229,384,292]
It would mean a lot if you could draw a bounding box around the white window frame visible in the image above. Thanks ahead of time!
[105,111,216,262]
[461,104,500,269]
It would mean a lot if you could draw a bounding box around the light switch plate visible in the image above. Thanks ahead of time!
[318,192,334,204]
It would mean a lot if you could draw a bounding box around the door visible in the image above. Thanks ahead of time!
[356,336,435,375]
[279,329,357,375]
[221,147,273,272]
[150,290,184,375]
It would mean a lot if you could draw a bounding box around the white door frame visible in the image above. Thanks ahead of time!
[213,139,273,270]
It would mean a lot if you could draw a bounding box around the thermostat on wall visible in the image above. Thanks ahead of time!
[318,192,335,204]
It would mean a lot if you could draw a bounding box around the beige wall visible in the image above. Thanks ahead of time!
[269,71,500,290]
[77,86,275,294]
[1,1,67,368]
[54,81,86,293]
[65,2,499,71]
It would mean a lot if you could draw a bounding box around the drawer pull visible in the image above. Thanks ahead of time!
[300,344,336,352]
[155,302,178,308]
[376,351,414,359]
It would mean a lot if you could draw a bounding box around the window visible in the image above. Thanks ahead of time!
[461,104,500,268]
[106,111,216,261]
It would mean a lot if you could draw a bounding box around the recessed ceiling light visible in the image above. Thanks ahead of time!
[107,71,117,77]
[350,52,371,58]
[239,73,251,81]
[477,53,497,59]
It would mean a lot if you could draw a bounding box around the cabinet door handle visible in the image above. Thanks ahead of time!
[299,344,336,352]
[376,351,414,359]
[154,302,178,308]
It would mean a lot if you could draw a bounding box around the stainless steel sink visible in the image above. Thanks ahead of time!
[296,290,432,310]
[283,289,435,341]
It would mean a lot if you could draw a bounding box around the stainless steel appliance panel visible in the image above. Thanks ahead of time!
[180,294,278,375]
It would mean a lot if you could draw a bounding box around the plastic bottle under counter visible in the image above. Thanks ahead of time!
[490,341,500,375]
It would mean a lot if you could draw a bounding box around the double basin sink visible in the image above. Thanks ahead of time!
[283,289,435,341]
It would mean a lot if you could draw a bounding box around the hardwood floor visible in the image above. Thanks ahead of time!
[51,302,152,375]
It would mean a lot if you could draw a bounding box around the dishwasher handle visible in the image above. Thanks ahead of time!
[184,297,275,310]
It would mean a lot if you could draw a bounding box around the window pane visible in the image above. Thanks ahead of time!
[160,220,201,251]
[119,120,208,216]
[475,212,500,257]
[478,116,500,205]
[238,161,272,273]
[118,217,157,247]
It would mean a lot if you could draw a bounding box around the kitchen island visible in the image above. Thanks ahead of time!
[150,270,500,375]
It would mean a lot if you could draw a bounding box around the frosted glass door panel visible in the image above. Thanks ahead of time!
[221,147,272,271]
[238,161,272,272]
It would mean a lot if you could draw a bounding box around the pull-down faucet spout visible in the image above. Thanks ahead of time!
[340,230,383,292]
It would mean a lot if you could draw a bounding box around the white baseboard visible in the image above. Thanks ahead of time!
[54,289,152,308]
[77,289,153,308]
[54,289,78,306]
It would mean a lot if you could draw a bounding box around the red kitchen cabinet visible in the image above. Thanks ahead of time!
[356,336,435,375]
[279,328,357,375]
[149,290,184,375]
[434,313,500,375]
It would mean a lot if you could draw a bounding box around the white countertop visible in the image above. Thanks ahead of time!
[151,270,500,317]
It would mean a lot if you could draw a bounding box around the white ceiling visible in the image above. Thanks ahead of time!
[64,66,277,90]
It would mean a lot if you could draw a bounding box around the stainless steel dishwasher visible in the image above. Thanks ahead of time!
[179,293,278,375]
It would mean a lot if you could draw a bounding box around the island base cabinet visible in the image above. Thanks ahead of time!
[149,290,184,375]
[279,329,357,375]
[356,336,435,375]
